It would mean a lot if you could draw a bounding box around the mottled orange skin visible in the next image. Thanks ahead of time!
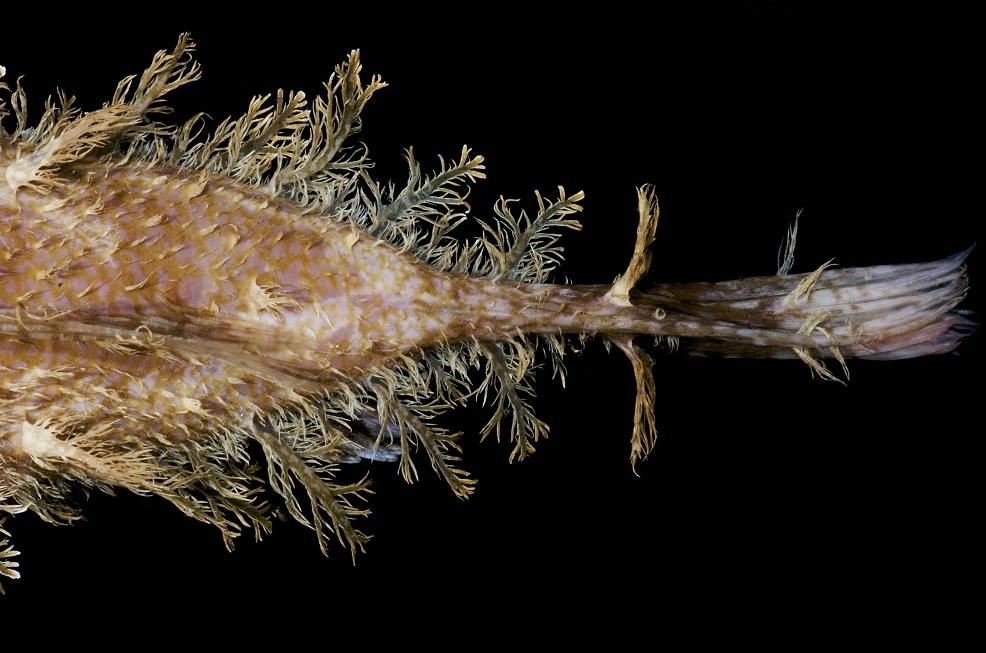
[2,158,469,376]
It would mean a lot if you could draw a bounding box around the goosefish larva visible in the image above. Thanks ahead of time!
[0,34,974,591]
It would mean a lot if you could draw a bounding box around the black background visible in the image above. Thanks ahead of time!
[1,6,979,639]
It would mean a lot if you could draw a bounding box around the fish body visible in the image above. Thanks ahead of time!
[0,35,975,591]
